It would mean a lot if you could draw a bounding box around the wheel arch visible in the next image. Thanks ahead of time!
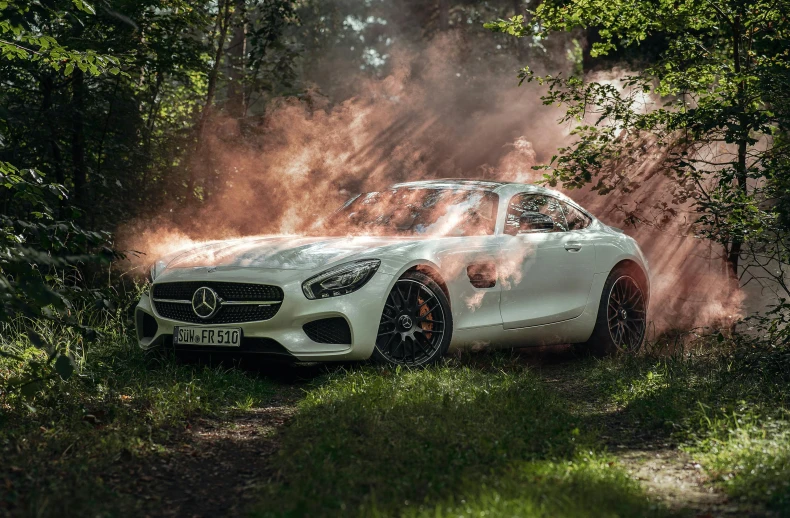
[611,259,650,306]
[405,264,450,303]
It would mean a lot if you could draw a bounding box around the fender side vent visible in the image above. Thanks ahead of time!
[303,317,352,345]
[467,262,497,289]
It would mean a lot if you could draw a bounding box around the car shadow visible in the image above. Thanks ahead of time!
[512,343,581,366]
[164,343,590,389]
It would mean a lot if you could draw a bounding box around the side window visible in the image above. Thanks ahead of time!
[561,202,592,231]
[504,194,568,235]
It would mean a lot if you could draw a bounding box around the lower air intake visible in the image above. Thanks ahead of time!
[303,317,352,345]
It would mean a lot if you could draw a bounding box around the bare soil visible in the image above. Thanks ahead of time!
[109,387,300,518]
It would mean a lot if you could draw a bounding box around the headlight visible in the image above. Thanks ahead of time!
[302,259,381,300]
[148,260,168,282]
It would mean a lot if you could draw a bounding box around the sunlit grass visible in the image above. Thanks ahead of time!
[251,362,674,517]
[688,406,790,513]
[585,343,790,513]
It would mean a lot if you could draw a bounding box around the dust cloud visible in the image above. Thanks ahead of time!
[120,34,742,336]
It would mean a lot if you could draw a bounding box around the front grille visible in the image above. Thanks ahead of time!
[303,317,352,345]
[152,281,283,324]
[155,301,280,324]
[152,282,283,302]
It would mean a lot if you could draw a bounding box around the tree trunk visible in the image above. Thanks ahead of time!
[141,70,164,196]
[70,68,87,216]
[438,0,449,31]
[226,0,247,119]
[195,0,232,148]
[96,76,120,182]
[144,70,164,152]
[727,137,748,284]
[581,27,601,74]
[727,14,747,287]
[190,0,233,196]
[40,74,65,187]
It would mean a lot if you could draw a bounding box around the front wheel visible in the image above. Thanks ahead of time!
[579,266,647,356]
[371,271,453,367]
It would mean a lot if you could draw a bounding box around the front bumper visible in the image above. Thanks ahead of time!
[135,269,394,362]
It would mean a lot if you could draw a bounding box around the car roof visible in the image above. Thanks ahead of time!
[391,179,508,190]
[388,178,595,218]
[390,178,554,196]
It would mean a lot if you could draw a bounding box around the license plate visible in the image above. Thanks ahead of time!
[174,327,242,347]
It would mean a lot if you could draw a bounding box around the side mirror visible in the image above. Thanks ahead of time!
[518,213,554,233]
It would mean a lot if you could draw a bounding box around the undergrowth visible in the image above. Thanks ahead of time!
[0,292,276,516]
[3,295,789,517]
[586,339,790,514]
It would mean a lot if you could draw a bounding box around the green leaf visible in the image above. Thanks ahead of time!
[55,354,75,380]
[20,380,44,399]
[28,331,45,348]
[72,0,96,14]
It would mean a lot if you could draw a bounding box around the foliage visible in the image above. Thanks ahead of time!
[0,161,116,394]
[0,0,125,390]
[486,0,790,289]
[0,0,122,74]
[0,0,306,228]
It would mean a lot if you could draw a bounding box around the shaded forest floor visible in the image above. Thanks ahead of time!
[2,342,789,517]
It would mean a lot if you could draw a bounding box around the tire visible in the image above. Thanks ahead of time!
[371,271,453,367]
[577,265,648,356]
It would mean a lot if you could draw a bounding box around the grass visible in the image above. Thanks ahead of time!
[249,342,790,517]
[3,296,790,517]
[251,359,674,518]
[583,343,790,514]
[0,300,277,517]
[693,408,790,512]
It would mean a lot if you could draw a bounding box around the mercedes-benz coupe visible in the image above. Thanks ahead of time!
[135,180,650,366]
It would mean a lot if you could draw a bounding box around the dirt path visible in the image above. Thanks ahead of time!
[617,448,733,515]
[520,345,770,518]
[110,386,301,517]
[103,352,770,517]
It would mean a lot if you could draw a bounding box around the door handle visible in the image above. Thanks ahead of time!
[564,242,582,252]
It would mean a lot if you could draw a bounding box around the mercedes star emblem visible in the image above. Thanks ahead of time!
[192,286,220,319]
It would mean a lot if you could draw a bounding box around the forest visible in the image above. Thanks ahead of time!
[1,0,789,516]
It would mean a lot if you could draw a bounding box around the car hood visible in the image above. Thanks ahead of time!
[159,235,424,271]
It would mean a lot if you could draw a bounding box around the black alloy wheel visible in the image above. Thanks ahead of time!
[372,271,452,366]
[577,265,648,356]
[606,275,647,352]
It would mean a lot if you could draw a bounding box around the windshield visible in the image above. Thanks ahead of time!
[317,188,499,237]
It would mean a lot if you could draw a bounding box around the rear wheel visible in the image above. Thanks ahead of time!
[371,271,453,367]
[579,266,647,356]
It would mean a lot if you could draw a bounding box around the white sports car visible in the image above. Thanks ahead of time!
[135,180,650,366]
